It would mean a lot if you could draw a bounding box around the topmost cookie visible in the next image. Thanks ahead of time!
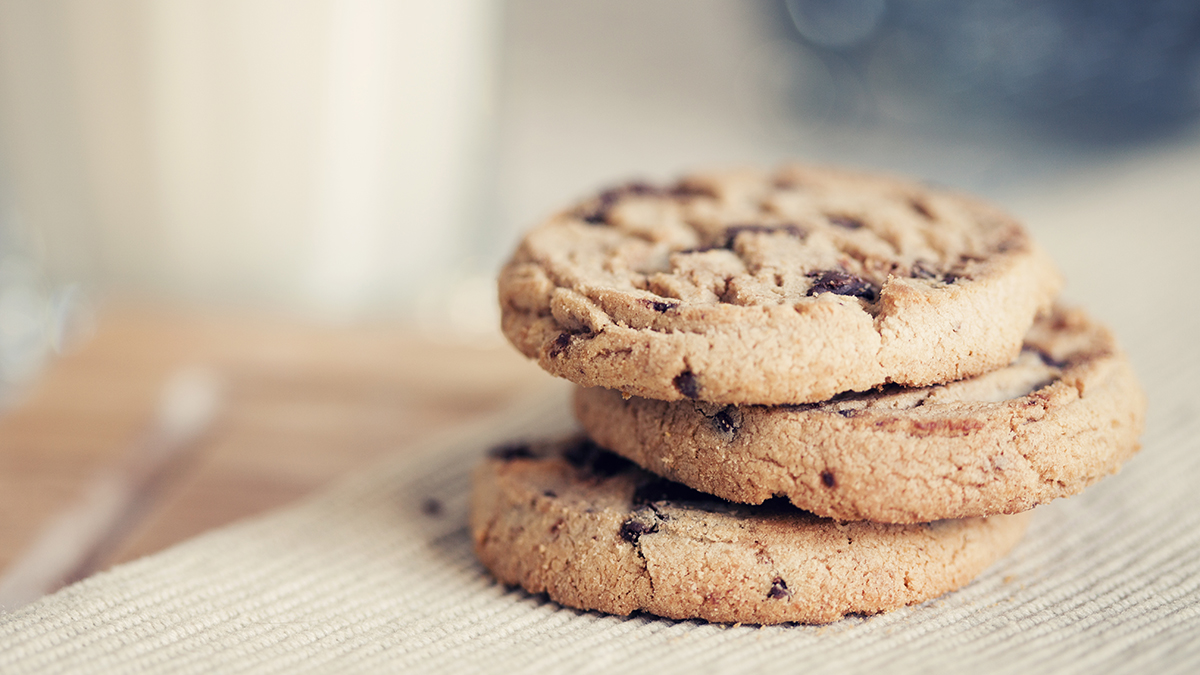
[499,165,1061,405]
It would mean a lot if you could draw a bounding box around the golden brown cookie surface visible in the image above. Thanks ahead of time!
[470,436,1030,625]
[575,306,1145,523]
[500,165,1062,404]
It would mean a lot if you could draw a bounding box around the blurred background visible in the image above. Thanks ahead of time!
[1,0,1199,392]
[2,0,1200,602]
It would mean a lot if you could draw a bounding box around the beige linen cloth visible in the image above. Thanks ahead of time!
[3,148,1200,673]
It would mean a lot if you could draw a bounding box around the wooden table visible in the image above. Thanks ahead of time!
[0,303,554,601]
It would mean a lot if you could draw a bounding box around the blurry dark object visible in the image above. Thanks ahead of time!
[781,0,1200,143]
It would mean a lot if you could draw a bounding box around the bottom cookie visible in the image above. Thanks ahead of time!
[471,436,1031,625]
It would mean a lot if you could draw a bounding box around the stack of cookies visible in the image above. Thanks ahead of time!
[472,165,1145,624]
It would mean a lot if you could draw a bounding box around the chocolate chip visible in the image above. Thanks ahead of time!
[543,490,557,498]
[909,199,934,220]
[722,224,805,247]
[914,261,966,285]
[578,181,661,224]
[642,298,677,313]
[421,498,443,516]
[768,577,792,600]
[712,407,738,436]
[673,371,701,399]
[548,332,572,358]
[827,215,864,230]
[619,517,658,544]
[807,271,878,302]
[620,504,661,544]
[489,442,534,460]
[821,471,838,488]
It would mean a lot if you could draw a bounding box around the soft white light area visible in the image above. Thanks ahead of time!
[0,0,497,317]
[312,0,497,314]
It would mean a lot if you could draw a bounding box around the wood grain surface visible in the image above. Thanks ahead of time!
[0,302,554,597]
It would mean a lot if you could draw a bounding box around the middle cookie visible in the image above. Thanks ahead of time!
[575,306,1145,523]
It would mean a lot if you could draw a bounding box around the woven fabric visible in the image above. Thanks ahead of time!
[2,148,1200,674]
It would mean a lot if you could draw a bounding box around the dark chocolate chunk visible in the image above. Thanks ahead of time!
[821,471,838,489]
[712,407,738,436]
[642,298,678,313]
[722,223,805,247]
[807,271,878,302]
[579,181,662,224]
[543,490,557,498]
[827,214,864,230]
[548,332,572,358]
[619,517,658,544]
[421,498,443,517]
[489,442,534,461]
[673,371,701,399]
[768,577,793,600]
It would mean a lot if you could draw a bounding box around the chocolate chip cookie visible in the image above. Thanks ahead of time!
[499,165,1062,404]
[575,306,1145,523]
[471,436,1031,624]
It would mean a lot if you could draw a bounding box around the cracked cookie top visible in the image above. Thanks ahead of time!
[499,164,1062,404]
[470,435,1030,624]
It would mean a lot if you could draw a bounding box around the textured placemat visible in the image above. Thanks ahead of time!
[3,147,1200,673]
[0,355,1196,675]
